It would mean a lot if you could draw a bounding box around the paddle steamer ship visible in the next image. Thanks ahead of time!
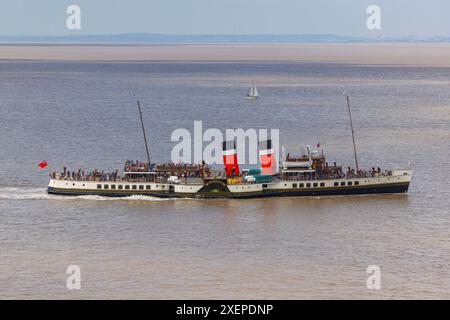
[47,98,412,199]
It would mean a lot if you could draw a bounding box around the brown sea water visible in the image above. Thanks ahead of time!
[0,54,449,298]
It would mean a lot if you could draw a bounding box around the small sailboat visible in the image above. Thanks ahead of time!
[245,83,259,100]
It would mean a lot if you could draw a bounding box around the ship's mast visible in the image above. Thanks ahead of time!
[136,100,151,168]
[346,95,359,172]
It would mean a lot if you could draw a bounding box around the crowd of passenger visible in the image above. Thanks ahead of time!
[345,166,392,179]
[156,161,209,177]
[285,165,393,181]
[50,160,211,182]
[50,167,121,182]
[124,160,152,172]
[49,159,392,184]
[314,162,393,179]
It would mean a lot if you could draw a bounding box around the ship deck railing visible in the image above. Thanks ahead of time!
[51,176,169,183]
[50,176,207,184]
[51,172,394,184]
[279,173,392,181]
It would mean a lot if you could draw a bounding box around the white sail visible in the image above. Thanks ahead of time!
[253,86,259,97]
[249,86,254,97]
[245,83,258,99]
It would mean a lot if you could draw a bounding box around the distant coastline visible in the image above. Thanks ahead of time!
[1,43,450,66]
[2,33,450,44]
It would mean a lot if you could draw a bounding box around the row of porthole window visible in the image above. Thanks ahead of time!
[96,184,162,190]
[236,186,255,190]
[290,182,326,188]
[334,181,360,187]
[286,181,360,188]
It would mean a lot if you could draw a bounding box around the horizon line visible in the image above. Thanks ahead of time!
[1,33,450,45]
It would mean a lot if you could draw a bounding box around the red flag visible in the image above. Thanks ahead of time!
[38,161,48,169]
[316,143,321,148]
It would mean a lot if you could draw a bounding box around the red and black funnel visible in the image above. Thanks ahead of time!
[222,140,240,177]
[259,139,276,175]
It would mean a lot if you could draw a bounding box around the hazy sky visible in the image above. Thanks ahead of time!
[1,0,449,37]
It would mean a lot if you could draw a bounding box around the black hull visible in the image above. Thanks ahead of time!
[47,182,409,199]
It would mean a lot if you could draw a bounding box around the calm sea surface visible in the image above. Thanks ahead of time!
[0,60,449,299]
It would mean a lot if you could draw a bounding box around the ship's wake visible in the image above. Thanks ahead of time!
[0,187,173,201]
